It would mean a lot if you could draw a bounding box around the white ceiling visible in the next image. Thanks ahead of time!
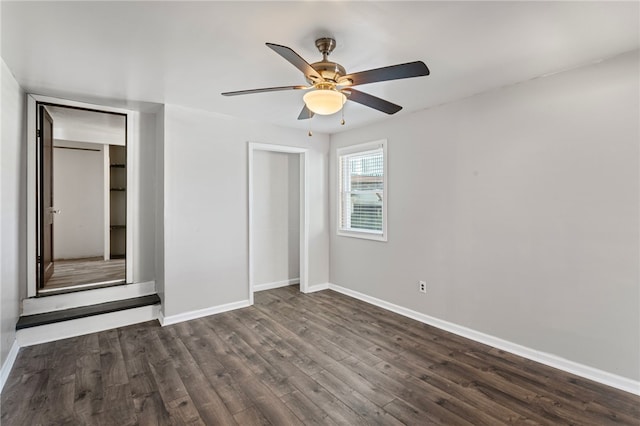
[2,1,638,134]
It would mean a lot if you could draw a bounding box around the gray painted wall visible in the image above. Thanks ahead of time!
[329,51,639,381]
[155,106,165,314]
[134,112,157,284]
[252,150,300,286]
[162,105,330,317]
[1,59,26,368]
[287,154,301,280]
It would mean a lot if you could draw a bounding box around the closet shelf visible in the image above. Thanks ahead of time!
[109,145,127,261]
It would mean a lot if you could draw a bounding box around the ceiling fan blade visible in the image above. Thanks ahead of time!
[340,61,429,86]
[221,85,307,96]
[297,105,315,120]
[266,43,324,82]
[344,88,402,115]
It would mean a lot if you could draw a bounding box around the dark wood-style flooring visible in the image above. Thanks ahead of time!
[2,286,638,425]
[44,257,125,290]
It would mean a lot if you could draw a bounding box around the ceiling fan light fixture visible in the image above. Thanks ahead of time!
[303,89,346,115]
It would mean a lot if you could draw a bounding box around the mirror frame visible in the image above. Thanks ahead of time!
[26,94,137,297]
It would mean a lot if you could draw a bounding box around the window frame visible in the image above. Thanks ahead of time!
[336,139,388,242]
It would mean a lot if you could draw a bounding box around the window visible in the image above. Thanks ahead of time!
[337,140,387,241]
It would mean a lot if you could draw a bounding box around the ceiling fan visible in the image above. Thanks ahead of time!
[221,38,430,120]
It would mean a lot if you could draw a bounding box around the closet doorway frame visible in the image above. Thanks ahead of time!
[26,94,137,297]
[248,143,309,304]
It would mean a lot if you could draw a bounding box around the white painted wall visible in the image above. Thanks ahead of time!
[52,144,104,259]
[163,105,329,317]
[252,150,300,286]
[1,59,25,370]
[329,51,640,381]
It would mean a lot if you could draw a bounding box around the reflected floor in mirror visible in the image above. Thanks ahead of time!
[44,257,125,290]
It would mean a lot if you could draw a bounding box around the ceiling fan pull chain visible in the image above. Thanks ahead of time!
[341,107,345,126]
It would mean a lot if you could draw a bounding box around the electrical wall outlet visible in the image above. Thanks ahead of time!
[419,281,427,293]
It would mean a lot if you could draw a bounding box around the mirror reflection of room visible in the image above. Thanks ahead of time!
[39,105,127,294]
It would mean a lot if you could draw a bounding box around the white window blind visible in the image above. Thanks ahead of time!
[338,141,387,240]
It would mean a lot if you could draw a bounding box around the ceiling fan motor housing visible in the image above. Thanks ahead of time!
[306,38,347,84]
[307,61,346,84]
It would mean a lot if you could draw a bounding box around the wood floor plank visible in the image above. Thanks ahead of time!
[2,286,639,425]
[229,306,324,377]
[211,314,297,398]
[263,291,386,366]
[286,372,367,425]
[369,344,531,424]
[37,373,76,425]
[373,359,510,426]
[98,383,137,426]
[281,390,339,425]
[8,342,52,376]
[314,355,398,408]
[488,347,640,417]
[159,327,238,424]
[29,337,82,424]
[147,360,202,423]
[255,292,353,363]
[118,324,158,399]
[98,329,129,388]
[1,370,50,426]
[235,375,303,425]
[231,309,324,377]
[343,355,477,425]
[233,406,272,425]
[176,338,253,416]
[311,369,405,426]
[45,257,125,290]
[118,323,173,425]
[74,350,104,423]
[133,391,172,426]
[164,395,205,425]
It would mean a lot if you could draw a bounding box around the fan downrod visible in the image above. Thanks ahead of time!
[315,38,337,59]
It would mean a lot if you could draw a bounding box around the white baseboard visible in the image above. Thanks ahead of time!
[22,280,156,315]
[159,299,251,326]
[0,339,20,393]
[305,283,329,293]
[253,278,300,292]
[327,283,640,396]
[16,304,159,347]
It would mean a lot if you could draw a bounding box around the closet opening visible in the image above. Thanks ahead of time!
[248,143,309,303]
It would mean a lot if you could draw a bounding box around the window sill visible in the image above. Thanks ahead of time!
[337,229,387,242]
